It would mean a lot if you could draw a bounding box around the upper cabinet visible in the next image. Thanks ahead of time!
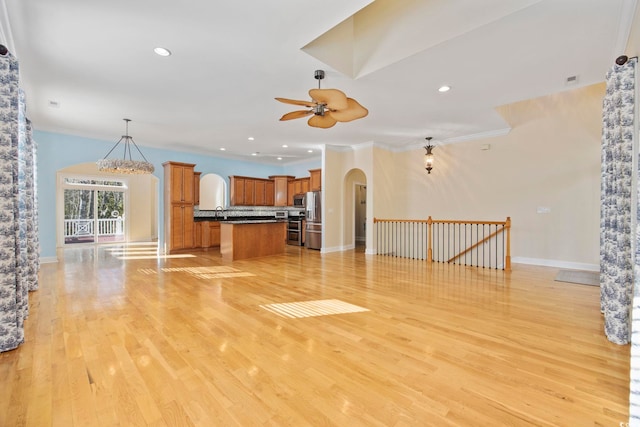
[309,168,321,191]
[229,176,275,206]
[265,180,275,206]
[287,177,310,205]
[167,162,195,204]
[193,171,201,205]
[229,170,320,207]
[270,175,294,207]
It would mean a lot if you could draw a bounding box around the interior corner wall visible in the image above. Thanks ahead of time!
[322,147,346,251]
[324,83,602,267]
[394,83,604,268]
[324,143,395,253]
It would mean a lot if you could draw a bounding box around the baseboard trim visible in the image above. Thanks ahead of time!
[40,256,59,264]
[322,245,350,253]
[512,257,598,271]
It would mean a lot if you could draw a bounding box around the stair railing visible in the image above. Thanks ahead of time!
[373,216,511,270]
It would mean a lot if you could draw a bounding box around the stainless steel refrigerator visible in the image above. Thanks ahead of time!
[305,191,321,250]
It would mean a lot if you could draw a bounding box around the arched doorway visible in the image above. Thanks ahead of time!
[56,162,159,247]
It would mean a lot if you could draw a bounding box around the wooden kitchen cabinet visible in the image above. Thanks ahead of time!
[209,221,221,247]
[244,179,256,205]
[265,180,275,206]
[254,179,266,206]
[169,162,195,204]
[230,176,276,206]
[193,171,201,205]
[309,168,321,191]
[200,221,221,248]
[230,176,246,205]
[287,177,310,205]
[287,180,295,206]
[301,177,310,194]
[164,161,196,253]
[270,175,294,207]
[170,204,194,249]
[194,220,203,248]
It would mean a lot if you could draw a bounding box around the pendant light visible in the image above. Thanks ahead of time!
[97,119,154,174]
[424,137,435,174]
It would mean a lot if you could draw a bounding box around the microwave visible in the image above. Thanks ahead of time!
[293,193,305,208]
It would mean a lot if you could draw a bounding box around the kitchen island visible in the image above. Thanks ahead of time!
[220,220,287,260]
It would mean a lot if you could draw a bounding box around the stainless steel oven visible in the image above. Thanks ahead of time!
[287,219,303,246]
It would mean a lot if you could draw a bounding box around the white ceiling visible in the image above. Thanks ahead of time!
[1,0,636,165]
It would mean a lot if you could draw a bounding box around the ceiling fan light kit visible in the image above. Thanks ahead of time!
[275,70,368,128]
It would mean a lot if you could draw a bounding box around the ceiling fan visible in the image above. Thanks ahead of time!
[275,70,368,129]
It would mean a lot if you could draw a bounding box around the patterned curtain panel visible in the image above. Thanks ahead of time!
[0,50,39,353]
[600,57,637,345]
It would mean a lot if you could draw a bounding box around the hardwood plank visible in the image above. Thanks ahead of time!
[0,244,630,426]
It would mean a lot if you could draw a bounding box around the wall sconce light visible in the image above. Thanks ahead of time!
[424,137,435,174]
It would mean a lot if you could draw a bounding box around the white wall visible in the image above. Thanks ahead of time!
[325,83,603,268]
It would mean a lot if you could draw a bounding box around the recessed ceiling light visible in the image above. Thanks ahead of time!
[282,144,288,148]
[438,85,451,93]
[307,150,313,153]
[248,137,255,141]
[153,47,171,57]
[277,157,283,160]
[251,152,258,156]
[220,148,226,151]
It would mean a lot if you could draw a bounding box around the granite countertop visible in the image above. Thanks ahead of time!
[221,219,287,224]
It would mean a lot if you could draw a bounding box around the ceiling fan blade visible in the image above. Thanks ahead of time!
[309,89,348,110]
[329,98,369,122]
[308,114,337,129]
[275,97,317,108]
[279,110,313,121]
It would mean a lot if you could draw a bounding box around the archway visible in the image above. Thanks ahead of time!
[56,162,159,247]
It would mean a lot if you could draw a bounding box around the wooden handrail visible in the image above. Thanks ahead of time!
[373,216,511,270]
[447,224,505,263]
[374,218,430,224]
[375,218,507,226]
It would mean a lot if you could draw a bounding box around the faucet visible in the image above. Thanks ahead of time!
[215,206,224,218]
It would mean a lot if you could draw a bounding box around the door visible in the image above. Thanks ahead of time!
[64,188,125,244]
[355,185,366,244]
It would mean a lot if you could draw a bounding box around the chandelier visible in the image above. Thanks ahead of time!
[97,119,155,174]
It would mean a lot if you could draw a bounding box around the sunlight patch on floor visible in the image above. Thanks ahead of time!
[101,242,196,260]
[137,266,255,279]
[260,299,370,319]
[118,254,196,260]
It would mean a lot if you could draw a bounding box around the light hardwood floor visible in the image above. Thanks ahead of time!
[0,244,630,426]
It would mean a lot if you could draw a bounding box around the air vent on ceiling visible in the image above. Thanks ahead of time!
[565,75,579,86]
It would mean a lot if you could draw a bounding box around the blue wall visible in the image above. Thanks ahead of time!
[36,130,320,259]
